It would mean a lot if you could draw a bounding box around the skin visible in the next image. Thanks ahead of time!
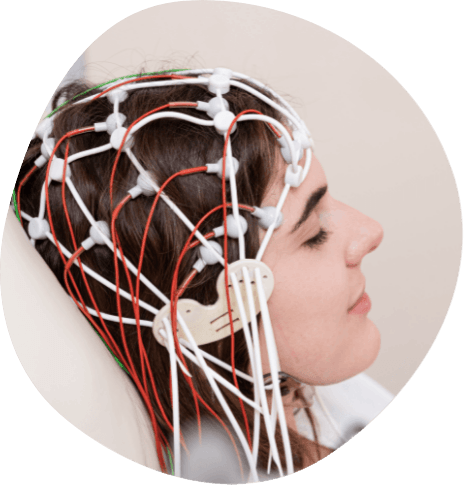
[258,153,384,387]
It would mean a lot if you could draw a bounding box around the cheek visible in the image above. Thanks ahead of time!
[266,254,348,361]
[263,254,381,384]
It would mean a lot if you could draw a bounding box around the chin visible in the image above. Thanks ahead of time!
[310,318,381,386]
[358,317,381,372]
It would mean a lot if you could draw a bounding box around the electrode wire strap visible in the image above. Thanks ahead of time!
[229,271,261,467]
[242,266,283,477]
[255,267,293,475]
[163,318,181,477]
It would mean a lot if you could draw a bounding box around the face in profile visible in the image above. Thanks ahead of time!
[260,153,384,386]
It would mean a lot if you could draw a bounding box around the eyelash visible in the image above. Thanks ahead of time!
[303,228,329,249]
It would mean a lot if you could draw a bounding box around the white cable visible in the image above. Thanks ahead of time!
[37,183,46,220]
[163,318,181,477]
[215,88,246,261]
[231,71,309,135]
[301,146,313,182]
[40,229,158,315]
[229,80,304,135]
[175,341,262,414]
[20,211,32,222]
[256,184,291,262]
[313,387,346,443]
[130,111,214,134]
[238,114,298,169]
[255,267,293,475]
[225,139,246,260]
[85,307,153,327]
[113,96,120,118]
[74,77,209,105]
[179,338,253,384]
[67,143,112,163]
[267,402,278,474]
[122,76,208,92]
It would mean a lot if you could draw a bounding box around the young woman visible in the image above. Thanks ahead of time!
[15,68,387,481]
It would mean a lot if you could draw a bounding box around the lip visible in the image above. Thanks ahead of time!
[348,292,371,315]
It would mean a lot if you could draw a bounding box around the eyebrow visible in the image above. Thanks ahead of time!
[291,185,328,234]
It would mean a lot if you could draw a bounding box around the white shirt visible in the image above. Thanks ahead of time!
[295,372,394,450]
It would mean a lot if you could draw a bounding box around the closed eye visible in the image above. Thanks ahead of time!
[303,228,329,249]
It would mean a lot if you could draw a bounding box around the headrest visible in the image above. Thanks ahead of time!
[1,209,160,471]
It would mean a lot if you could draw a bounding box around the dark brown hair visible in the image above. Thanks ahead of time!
[16,73,323,477]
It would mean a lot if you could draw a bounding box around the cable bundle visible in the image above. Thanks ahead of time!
[17,68,315,480]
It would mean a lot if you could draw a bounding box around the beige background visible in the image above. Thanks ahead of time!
[4,1,462,396]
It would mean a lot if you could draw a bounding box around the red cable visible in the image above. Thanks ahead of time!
[114,229,148,394]
[64,245,167,472]
[111,194,139,377]
[92,74,192,104]
[176,269,198,300]
[188,231,215,250]
[43,128,107,329]
[61,143,128,364]
[63,251,167,472]
[112,203,177,438]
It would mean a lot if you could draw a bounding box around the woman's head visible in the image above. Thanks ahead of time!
[16,69,383,477]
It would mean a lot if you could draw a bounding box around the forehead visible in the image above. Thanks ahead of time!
[263,154,327,233]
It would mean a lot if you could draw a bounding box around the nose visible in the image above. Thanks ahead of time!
[344,207,384,268]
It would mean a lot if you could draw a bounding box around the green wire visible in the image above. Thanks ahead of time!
[89,321,130,375]
[166,446,174,475]
[46,68,190,118]
[12,189,20,222]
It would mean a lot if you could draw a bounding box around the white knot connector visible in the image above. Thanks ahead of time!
[94,113,127,134]
[128,171,157,198]
[193,241,223,273]
[196,97,230,119]
[41,138,56,158]
[35,117,53,140]
[252,206,284,230]
[293,130,312,150]
[279,137,303,164]
[110,127,133,151]
[208,74,231,95]
[213,214,248,238]
[81,221,111,251]
[285,164,303,188]
[206,156,239,180]
[28,218,50,240]
[35,138,57,167]
[106,88,129,104]
[49,158,71,182]
[213,111,237,135]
